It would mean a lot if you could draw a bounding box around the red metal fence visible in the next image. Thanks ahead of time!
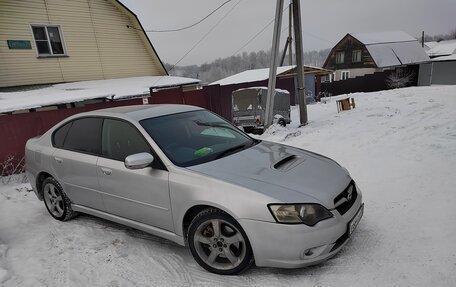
[1,81,295,167]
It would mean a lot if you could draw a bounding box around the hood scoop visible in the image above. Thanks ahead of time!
[273,155,305,172]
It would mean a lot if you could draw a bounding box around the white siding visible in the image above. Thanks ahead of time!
[0,0,166,88]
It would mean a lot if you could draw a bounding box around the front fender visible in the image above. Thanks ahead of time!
[168,168,276,237]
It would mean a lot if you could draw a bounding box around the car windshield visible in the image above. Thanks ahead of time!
[140,110,258,167]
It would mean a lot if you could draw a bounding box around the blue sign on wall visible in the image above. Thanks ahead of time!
[7,40,32,49]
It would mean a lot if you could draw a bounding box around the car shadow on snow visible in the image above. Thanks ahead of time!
[66,213,375,278]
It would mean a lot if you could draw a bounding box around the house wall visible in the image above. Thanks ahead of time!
[323,35,377,71]
[418,63,432,86]
[0,0,166,88]
[431,61,456,85]
[334,68,379,80]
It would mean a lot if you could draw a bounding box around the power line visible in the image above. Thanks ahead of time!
[127,0,233,33]
[152,0,242,86]
[302,29,333,44]
[231,5,289,56]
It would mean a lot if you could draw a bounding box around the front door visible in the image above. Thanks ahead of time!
[97,119,173,231]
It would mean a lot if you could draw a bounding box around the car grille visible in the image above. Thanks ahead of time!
[333,181,357,215]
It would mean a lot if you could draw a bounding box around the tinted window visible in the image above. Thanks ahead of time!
[140,110,256,167]
[53,122,72,148]
[63,118,103,155]
[102,119,151,161]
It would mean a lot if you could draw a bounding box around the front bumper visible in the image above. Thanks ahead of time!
[239,190,363,268]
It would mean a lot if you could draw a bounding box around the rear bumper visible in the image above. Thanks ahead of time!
[25,169,41,201]
[239,191,363,268]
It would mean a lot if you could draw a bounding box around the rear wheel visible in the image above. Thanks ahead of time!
[278,118,286,127]
[188,208,254,275]
[42,177,77,221]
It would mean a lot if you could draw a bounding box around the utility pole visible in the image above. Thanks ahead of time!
[292,0,307,125]
[288,2,293,65]
[264,0,284,129]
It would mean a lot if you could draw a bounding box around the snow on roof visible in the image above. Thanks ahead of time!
[365,41,430,68]
[210,66,295,86]
[0,76,200,113]
[426,39,456,57]
[424,41,438,51]
[350,31,416,45]
[431,54,456,62]
[345,31,430,68]
[232,86,290,94]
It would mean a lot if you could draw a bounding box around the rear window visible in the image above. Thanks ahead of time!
[63,118,103,155]
[52,122,72,148]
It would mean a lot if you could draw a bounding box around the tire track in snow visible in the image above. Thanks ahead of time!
[0,241,9,283]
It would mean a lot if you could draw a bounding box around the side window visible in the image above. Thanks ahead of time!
[63,118,103,155]
[102,119,151,161]
[52,121,72,148]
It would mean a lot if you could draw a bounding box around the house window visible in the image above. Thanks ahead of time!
[336,51,344,64]
[352,50,361,62]
[341,71,350,80]
[31,25,66,56]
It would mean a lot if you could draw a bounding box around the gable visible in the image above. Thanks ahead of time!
[323,34,376,70]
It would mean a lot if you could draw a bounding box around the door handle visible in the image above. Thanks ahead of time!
[101,167,112,176]
[54,157,63,164]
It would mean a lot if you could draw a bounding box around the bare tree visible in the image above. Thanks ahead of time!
[386,68,416,89]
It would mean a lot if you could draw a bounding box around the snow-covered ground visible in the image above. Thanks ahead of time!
[1,85,456,286]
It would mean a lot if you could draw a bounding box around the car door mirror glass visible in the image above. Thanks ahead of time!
[125,152,154,169]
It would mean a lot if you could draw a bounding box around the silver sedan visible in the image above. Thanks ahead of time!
[25,104,363,275]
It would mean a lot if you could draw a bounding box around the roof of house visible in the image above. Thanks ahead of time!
[431,54,456,62]
[210,65,333,86]
[425,39,456,58]
[349,31,430,68]
[0,76,200,113]
[211,66,294,86]
[350,31,417,45]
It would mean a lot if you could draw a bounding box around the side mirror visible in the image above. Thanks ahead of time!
[125,152,154,169]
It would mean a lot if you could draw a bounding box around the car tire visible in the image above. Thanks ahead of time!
[278,118,286,127]
[42,177,77,221]
[188,208,254,275]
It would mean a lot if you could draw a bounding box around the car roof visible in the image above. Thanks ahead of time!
[77,104,204,121]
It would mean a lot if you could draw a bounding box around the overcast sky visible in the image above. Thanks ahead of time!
[120,0,456,66]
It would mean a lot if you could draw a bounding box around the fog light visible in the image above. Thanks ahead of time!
[304,249,313,256]
[300,245,328,259]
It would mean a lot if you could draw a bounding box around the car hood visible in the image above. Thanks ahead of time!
[187,141,352,209]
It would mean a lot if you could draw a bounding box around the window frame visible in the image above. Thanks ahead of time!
[59,117,104,156]
[341,70,350,80]
[51,116,167,170]
[30,24,68,57]
[352,50,362,63]
[101,118,152,162]
[335,51,345,64]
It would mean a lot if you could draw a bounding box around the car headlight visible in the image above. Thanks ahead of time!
[268,204,333,226]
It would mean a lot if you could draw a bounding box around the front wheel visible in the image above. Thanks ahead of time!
[188,208,254,275]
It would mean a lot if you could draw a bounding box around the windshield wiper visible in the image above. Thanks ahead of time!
[194,120,237,131]
[215,144,247,159]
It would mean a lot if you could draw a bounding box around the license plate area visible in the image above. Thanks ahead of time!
[348,203,364,236]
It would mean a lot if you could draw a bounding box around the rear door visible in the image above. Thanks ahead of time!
[51,117,105,211]
[96,118,173,231]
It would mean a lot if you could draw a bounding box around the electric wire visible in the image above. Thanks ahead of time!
[151,0,243,86]
[127,0,233,33]
[231,5,289,56]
